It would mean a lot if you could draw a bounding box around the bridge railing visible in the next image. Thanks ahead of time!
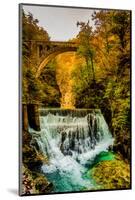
[23,40,77,47]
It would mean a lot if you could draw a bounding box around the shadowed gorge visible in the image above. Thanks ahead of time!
[56,52,84,109]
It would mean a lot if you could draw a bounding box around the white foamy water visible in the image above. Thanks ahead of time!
[30,109,114,192]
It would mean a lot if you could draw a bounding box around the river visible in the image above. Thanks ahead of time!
[29,108,114,193]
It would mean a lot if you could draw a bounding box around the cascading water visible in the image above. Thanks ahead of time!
[30,109,114,193]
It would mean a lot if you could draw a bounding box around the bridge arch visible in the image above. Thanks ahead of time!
[36,46,77,78]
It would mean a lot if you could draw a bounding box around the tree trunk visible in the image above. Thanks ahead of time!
[27,104,40,131]
[90,57,95,82]
[22,104,28,131]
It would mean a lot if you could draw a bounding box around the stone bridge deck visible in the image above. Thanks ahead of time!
[23,40,78,77]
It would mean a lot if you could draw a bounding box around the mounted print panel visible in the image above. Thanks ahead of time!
[19,3,131,196]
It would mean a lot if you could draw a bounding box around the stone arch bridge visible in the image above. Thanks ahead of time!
[22,40,78,131]
[24,40,78,77]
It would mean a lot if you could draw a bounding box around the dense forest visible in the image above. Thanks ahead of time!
[22,10,61,106]
[72,11,131,159]
[21,9,131,195]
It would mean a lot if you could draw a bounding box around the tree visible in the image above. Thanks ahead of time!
[22,10,61,106]
[77,21,95,82]
[39,59,61,107]
[92,10,131,159]
[72,10,131,159]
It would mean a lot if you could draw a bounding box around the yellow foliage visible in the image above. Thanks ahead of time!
[91,155,130,190]
[56,52,84,108]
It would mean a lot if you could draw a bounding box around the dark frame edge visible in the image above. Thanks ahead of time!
[19,3,23,196]
[20,2,131,12]
[130,10,132,190]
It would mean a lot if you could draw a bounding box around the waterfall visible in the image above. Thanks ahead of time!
[30,109,114,192]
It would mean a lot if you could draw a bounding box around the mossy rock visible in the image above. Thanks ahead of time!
[22,166,53,195]
[22,165,37,195]
[90,155,130,190]
[22,130,49,171]
[34,175,53,194]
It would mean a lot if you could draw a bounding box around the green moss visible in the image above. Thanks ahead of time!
[90,155,130,190]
